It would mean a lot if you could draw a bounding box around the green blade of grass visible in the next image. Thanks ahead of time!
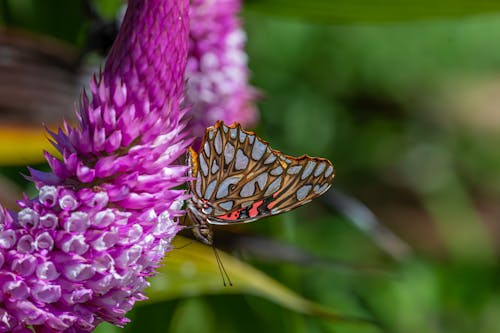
[146,236,375,326]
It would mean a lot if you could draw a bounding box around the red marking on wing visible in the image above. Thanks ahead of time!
[268,200,277,209]
[248,200,264,218]
[267,192,280,209]
[217,200,264,220]
[216,210,240,221]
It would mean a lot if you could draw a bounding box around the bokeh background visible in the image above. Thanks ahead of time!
[1,1,500,332]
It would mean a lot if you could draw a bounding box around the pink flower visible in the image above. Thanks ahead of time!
[0,0,190,331]
[187,0,258,145]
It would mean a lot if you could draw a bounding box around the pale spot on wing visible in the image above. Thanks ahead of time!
[265,176,282,196]
[241,201,253,208]
[313,183,330,194]
[240,182,255,198]
[195,173,202,197]
[199,154,209,176]
[204,179,218,199]
[287,165,302,175]
[203,141,210,158]
[301,161,316,180]
[222,124,229,133]
[280,156,292,164]
[241,173,268,198]
[270,166,283,176]
[264,153,277,164]
[216,176,240,199]
[251,139,267,161]
[202,206,213,214]
[325,165,334,177]
[314,162,326,177]
[235,149,249,170]
[214,130,223,154]
[219,200,234,211]
[255,173,268,191]
[249,135,255,144]
[230,128,237,139]
[224,142,235,165]
[211,160,219,174]
[208,129,215,140]
[296,185,312,201]
[239,131,247,143]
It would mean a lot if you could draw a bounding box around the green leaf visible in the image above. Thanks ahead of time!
[94,322,120,333]
[4,0,85,44]
[244,0,500,24]
[146,236,375,326]
[93,0,125,20]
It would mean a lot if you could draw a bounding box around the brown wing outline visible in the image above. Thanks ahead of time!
[188,121,335,224]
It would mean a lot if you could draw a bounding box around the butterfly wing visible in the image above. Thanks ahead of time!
[188,121,335,225]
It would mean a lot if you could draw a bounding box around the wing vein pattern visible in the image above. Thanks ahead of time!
[188,121,336,226]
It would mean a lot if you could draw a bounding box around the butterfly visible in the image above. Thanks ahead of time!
[186,121,335,246]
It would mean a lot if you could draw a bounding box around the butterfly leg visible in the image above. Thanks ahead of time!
[186,205,214,245]
[192,223,213,246]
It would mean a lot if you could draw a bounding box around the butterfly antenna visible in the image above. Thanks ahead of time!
[173,241,193,250]
[212,245,233,287]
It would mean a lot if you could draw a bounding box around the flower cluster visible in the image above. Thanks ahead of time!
[0,0,191,331]
[187,0,258,144]
[0,185,181,331]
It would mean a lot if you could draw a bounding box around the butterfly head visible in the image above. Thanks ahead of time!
[186,198,214,245]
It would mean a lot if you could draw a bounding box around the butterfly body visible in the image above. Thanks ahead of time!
[186,121,335,245]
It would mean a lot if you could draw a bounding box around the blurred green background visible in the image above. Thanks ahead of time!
[2,1,500,332]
